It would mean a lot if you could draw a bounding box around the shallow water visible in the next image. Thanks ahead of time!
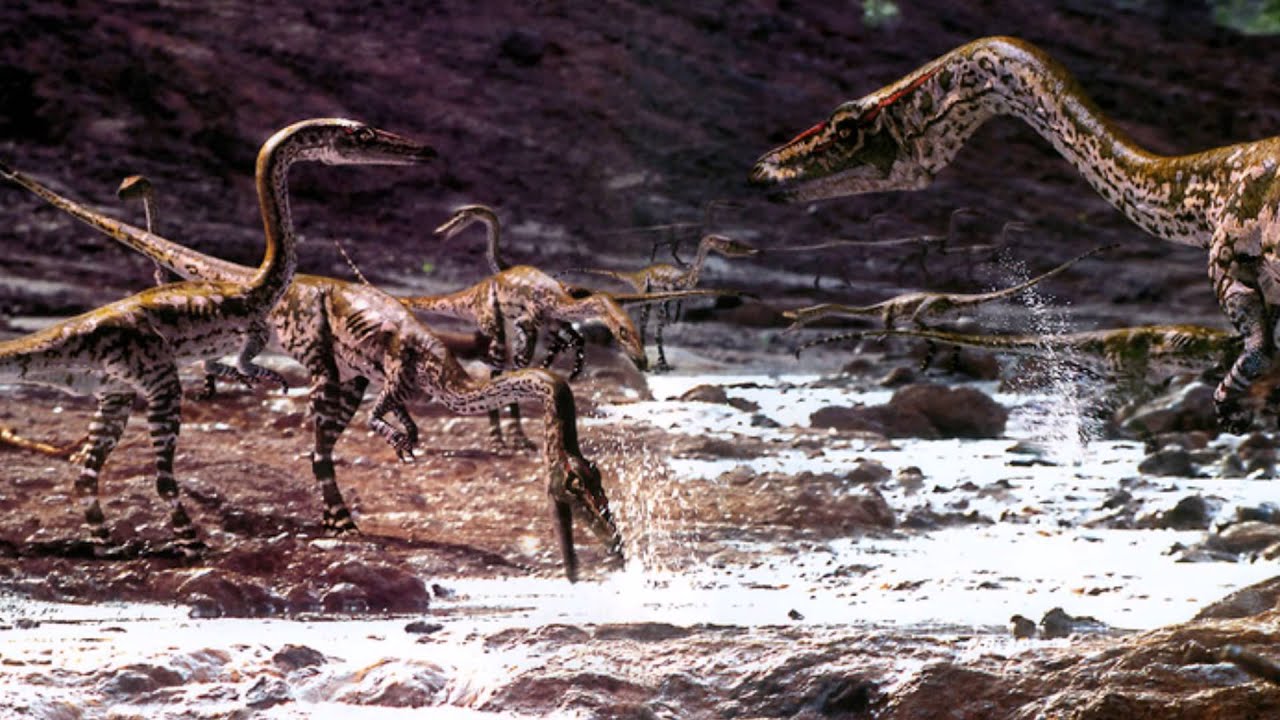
[1,371,1274,718]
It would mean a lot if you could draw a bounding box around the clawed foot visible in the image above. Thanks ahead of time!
[650,361,672,374]
[323,510,360,536]
[506,433,537,453]
[1215,397,1254,434]
[381,431,417,462]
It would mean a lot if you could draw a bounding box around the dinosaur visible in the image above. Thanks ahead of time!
[783,243,1114,331]
[0,118,431,551]
[565,233,759,370]
[406,204,651,449]
[751,35,1280,432]
[800,324,1241,397]
[3,156,622,581]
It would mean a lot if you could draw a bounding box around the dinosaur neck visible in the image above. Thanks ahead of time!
[896,37,1223,245]
[250,130,299,305]
[684,240,716,287]
[478,214,508,274]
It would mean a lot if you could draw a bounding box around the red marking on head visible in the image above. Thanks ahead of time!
[860,66,941,122]
[787,121,827,145]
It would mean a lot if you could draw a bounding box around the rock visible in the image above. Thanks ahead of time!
[273,644,327,672]
[1236,503,1280,524]
[678,384,730,404]
[404,620,444,635]
[320,560,431,613]
[1010,614,1037,639]
[1144,495,1218,530]
[750,413,781,428]
[1207,521,1280,554]
[176,570,285,618]
[244,676,292,709]
[878,366,916,387]
[810,383,1007,439]
[334,659,447,708]
[1137,447,1198,477]
[99,664,184,696]
[1196,577,1280,620]
[844,459,891,485]
[1120,381,1217,435]
[321,582,369,614]
[1039,607,1108,639]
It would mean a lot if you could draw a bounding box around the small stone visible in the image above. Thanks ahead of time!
[750,413,781,428]
[1039,607,1107,639]
[678,384,730,404]
[321,582,369,614]
[1150,495,1217,530]
[1010,614,1037,639]
[1137,447,1197,477]
[1209,521,1280,554]
[244,676,292,709]
[787,608,804,621]
[878,366,916,387]
[404,620,444,635]
[272,644,327,672]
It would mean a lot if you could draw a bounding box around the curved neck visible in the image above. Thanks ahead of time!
[895,37,1219,245]
[684,239,716,286]
[250,133,299,305]
[477,213,507,274]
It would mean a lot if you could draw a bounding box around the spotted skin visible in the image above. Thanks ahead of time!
[0,120,429,549]
[567,234,758,370]
[751,36,1280,432]
[7,168,622,580]
[414,204,648,449]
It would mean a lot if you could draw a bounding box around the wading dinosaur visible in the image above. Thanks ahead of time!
[751,35,1280,432]
[3,154,622,581]
[0,118,431,551]
[566,233,759,371]
[800,324,1240,397]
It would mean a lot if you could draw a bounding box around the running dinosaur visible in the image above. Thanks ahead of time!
[0,118,431,551]
[800,324,1240,397]
[3,153,622,581]
[407,205,730,448]
[566,233,759,371]
[751,35,1280,432]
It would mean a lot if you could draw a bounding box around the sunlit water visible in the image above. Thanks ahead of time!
[3,371,1276,717]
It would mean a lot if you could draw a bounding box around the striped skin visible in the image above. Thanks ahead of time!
[5,167,622,580]
[416,205,649,449]
[751,36,1280,432]
[567,234,759,370]
[0,119,430,549]
[782,244,1114,330]
[801,324,1240,396]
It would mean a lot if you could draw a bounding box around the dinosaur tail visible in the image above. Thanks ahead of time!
[793,331,873,358]
[983,242,1119,300]
[332,238,373,286]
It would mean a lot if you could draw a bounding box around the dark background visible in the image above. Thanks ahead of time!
[2,0,1276,337]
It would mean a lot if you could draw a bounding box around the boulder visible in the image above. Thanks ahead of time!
[810,383,1007,439]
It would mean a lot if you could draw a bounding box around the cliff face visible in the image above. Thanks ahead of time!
[0,2,1275,325]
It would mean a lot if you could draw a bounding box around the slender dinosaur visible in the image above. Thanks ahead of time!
[0,118,431,550]
[115,174,172,286]
[4,160,622,581]
[800,324,1240,396]
[783,243,1114,331]
[565,233,759,371]
[751,35,1280,432]
[407,204,650,449]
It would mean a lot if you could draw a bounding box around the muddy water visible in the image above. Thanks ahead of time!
[0,368,1275,718]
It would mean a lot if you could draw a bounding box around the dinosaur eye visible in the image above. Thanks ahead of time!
[353,126,376,143]
[834,117,861,138]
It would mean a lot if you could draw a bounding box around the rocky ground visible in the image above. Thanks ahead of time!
[4,0,1280,718]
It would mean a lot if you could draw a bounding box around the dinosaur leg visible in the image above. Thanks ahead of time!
[1210,244,1269,432]
[504,318,539,451]
[140,363,201,552]
[483,321,509,450]
[303,338,364,535]
[73,391,134,546]
[637,304,651,348]
[541,325,569,371]
[369,353,419,462]
[563,324,585,380]
[653,302,672,373]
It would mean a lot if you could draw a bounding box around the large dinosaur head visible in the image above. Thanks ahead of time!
[749,68,939,202]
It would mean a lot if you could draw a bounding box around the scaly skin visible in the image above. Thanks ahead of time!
[751,35,1280,432]
[567,234,759,370]
[416,205,648,449]
[0,119,429,550]
[783,244,1113,331]
[4,163,622,580]
[802,324,1240,397]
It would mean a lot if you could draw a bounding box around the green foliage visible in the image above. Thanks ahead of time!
[1212,0,1280,35]
[862,0,900,28]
